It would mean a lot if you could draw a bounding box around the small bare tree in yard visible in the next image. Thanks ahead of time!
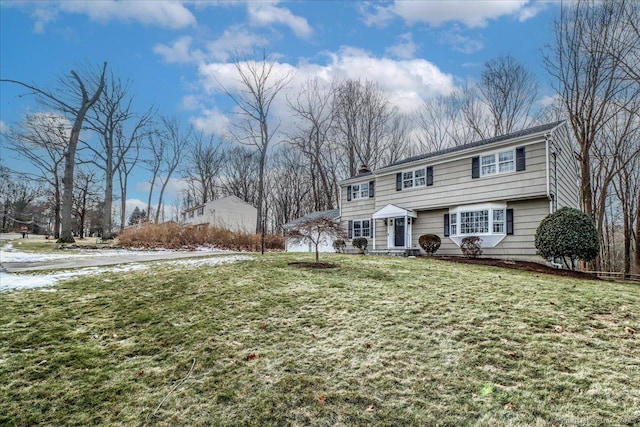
[286,217,345,263]
[1,62,107,242]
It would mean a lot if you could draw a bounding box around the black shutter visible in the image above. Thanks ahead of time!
[348,220,353,239]
[396,173,402,191]
[444,214,450,237]
[506,209,514,235]
[426,166,433,186]
[346,185,352,201]
[369,181,374,198]
[516,147,526,171]
[472,157,480,178]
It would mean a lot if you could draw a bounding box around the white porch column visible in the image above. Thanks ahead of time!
[404,213,408,249]
[372,218,376,250]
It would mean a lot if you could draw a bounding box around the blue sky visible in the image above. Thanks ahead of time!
[0,0,559,217]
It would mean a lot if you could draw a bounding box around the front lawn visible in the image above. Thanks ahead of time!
[1,254,638,426]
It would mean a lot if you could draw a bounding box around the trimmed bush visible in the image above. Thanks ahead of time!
[333,239,346,253]
[460,236,482,258]
[418,234,441,255]
[535,207,599,270]
[352,237,368,254]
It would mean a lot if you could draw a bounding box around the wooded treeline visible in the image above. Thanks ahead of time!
[0,0,638,272]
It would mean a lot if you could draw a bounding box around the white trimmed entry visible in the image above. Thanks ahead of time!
[372,204,417,250]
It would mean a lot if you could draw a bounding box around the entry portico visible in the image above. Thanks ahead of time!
[371,204,417,250]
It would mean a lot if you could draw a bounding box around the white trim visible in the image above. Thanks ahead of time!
[372,204,417,219]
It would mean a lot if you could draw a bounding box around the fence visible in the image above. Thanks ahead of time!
[584,271,640,282]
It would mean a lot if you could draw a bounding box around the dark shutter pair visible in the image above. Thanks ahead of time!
[471,147,526,178]
[443,208,514,236]
[348,220,353,239]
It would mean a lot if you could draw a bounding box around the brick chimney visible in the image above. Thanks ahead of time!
[358,164,370,174]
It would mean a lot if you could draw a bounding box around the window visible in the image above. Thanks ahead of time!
[460,210,489,234]
[352,219,371,238]
[447,204,513,248]
[480,149,515,176]
[402,168,426,189]
[493,209,505,233]
[197,207,204,216]
[188,210,194,218]
[450,213,457,235]
[351,183,369,199]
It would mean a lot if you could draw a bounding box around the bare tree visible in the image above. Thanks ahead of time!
[287,78,339,211]
[220,52,292,234]
[4,113,69,237]
[333,79,394,176]
[543,0,637,221]
[143,131,165,221]
[73,168,100,238]
[285,217,345,263]
[182,132,224,205]
[1,62,107,242]
[86,73,153,238]
[153,116,191,224]
[477,54,539,136]
[117,131,141,233]
[219,145,260,206]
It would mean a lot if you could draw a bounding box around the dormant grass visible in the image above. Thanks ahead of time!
[0,254,638,426]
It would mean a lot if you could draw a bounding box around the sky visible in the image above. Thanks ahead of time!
[0,0,560,218]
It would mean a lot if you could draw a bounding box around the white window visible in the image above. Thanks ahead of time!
[448,204,509,248]
[493,209,505,233]
[481,150,515,176]
[197,207,204,216]
[450,213,457,235]
[403,168,426,189]
[352,219,371,238]
[460,210,489,234]
[351,183,369,199]
[188,210,194,218]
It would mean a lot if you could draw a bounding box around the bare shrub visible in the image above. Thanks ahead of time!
[460,236,483,258]
[116,223,283,251]
[418,234,441,255]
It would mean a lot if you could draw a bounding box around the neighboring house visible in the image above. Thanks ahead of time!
[339,121,579,261]
[181,195,257,233]
[283,209,341,253]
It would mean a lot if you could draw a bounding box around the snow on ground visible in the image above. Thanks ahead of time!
[0,241,253,292]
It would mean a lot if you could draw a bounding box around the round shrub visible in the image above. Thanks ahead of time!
[535,207,599,270]
[418,234,441,255]
[460,236,482,258]
[333,239,346,253]
[352,237,368,254]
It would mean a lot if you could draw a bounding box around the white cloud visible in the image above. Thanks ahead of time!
[360,0,532,29]
[205,26,267,62]
[439,27,484,54]
[393,0,530,28]
[196,46,455,118]
[58,0,196,29]
[189,107,231,136]
[153,36,203,64]
[0,120,7,134]
[247,2,312,39]
[385,33,419,59]
[31,5,58,33]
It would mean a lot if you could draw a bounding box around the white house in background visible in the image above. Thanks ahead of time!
[283,209,341,253]
[181,195,257,233]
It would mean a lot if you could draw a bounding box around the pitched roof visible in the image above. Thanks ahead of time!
[360,121,565,177]
[282,209,341,229]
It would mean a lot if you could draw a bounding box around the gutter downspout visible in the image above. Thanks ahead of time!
[545,133,552,214]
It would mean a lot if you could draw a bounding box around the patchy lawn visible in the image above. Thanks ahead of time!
[0,253,638,426]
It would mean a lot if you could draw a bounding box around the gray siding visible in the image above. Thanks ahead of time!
[340,181,375,250]
[549,124,580,210]
[373,139,548,211]
[410,198,549,261]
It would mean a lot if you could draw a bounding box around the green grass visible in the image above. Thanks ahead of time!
[1,253,639,426]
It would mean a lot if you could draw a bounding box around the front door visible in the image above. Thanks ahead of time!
[394,218,405,247]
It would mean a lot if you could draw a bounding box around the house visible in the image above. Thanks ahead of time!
[181,195,257,233]
[339,121,579,261]
[283,209,341,253]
